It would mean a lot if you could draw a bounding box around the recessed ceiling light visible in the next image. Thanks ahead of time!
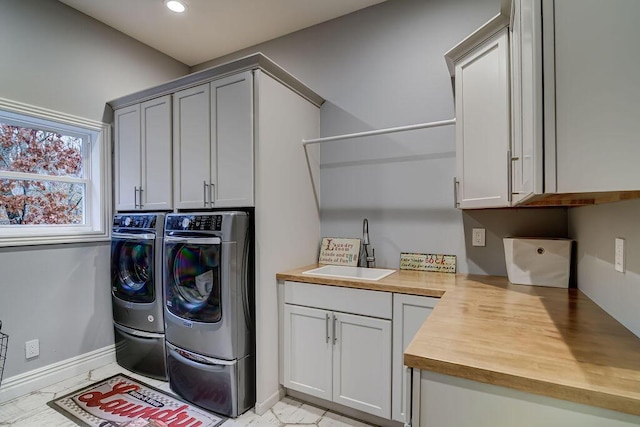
[165,0,186,13]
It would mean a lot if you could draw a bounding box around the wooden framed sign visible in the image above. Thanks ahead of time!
[318,238,361,266]
[400,252,457,273]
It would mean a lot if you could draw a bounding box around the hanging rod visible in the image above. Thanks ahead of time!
[302,118,456,145]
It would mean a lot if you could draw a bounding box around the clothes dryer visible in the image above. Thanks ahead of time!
[163,211,254,417]
[111,213,167,380]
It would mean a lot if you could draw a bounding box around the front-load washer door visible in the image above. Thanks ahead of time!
[164,237,222,323]
[111,234,156,304]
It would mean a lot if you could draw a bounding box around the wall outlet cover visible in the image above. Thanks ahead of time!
[472,228,486,247]
[615,237,625,273]
[25,339,39,359]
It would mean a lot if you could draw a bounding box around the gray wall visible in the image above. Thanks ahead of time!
[569,200,640,337]
[4,0,633,384]
[195,0,568,276]
[0,0,188,378]
[204,0,634,344]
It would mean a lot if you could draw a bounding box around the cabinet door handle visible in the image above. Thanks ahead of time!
[138,187,144,208]
[325,313,330,344]
[403,366,411,424]
[332,314,337,345]
[453,177,459,208]
[134,186,139,209]
[203,181,209,207]
[507,150,513,203]
[210,182,215,206]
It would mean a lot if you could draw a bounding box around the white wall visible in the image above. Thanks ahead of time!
[0,0,188,379]
[569,200,640,337]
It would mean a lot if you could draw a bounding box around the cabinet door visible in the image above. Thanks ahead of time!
[391,294,438,423]
[511,0,544,204]
[114,104,141,211]
[333,312,392,419]
[552,0,640,193]
[173,83,211,209]
[140,95,172,211]
[210,71,254,207]
[283,304,333,401]
[455,28,511,208]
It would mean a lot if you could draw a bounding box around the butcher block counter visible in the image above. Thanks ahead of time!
[277,265,640,417]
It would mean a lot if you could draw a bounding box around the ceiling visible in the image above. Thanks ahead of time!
[58,0,387,67]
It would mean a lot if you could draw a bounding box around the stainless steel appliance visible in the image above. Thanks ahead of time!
[163,212,254,417]
[111,213,167,380]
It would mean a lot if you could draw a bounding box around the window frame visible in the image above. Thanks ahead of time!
[0,97,111,247]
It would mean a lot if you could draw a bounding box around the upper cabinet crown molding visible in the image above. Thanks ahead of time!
[107,53,324,110]
[444,13,510,77]
[444,0,512,76]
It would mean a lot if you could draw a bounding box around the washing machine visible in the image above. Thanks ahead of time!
[111,213,167,380]
[163,211,254,417]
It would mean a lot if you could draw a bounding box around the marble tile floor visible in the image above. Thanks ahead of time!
[0,362,375,427]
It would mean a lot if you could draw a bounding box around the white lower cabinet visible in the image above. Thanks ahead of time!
[414,371,640,427]
[282,281,392,419]
[283,304,333,400]
[391,294,438,423]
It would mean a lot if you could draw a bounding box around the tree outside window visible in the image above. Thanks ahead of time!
[0,123,85,225]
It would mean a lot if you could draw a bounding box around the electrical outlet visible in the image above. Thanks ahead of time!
[472,228,486,247]
[25,339,39,359]
[615,238,625,273]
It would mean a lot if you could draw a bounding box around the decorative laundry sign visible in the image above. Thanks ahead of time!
[400,252,457,273]
[318,238,361,266]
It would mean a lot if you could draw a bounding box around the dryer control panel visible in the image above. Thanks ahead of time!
[165,215,223,232]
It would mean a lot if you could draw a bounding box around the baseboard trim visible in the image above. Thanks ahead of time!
[0,344,116,404]
[254,386,286,415]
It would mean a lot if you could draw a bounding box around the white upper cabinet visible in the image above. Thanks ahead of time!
[451,26,511,209]
[510,0,544,204]
[450,0,640,208]
[173,72,254,209]
[550,0,640,194]
[515,0,640,204]
[114,95,172,211]
[114,104,140,211]
[210,72,254,207]
[173,83,211,209]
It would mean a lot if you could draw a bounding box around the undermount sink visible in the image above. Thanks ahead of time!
[302,265,396,281]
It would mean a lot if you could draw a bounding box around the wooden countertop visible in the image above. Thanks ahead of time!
[277,265,640,416]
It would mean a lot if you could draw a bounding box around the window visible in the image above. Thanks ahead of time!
[0,98,111,246]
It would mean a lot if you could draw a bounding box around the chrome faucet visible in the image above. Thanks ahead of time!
[361,218,376,268]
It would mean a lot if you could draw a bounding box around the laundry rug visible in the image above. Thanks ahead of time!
[48,373,227,427]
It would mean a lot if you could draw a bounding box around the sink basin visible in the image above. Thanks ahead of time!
[302,265,395,281]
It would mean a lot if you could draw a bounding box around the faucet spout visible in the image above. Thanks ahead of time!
[362,218,370,245]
